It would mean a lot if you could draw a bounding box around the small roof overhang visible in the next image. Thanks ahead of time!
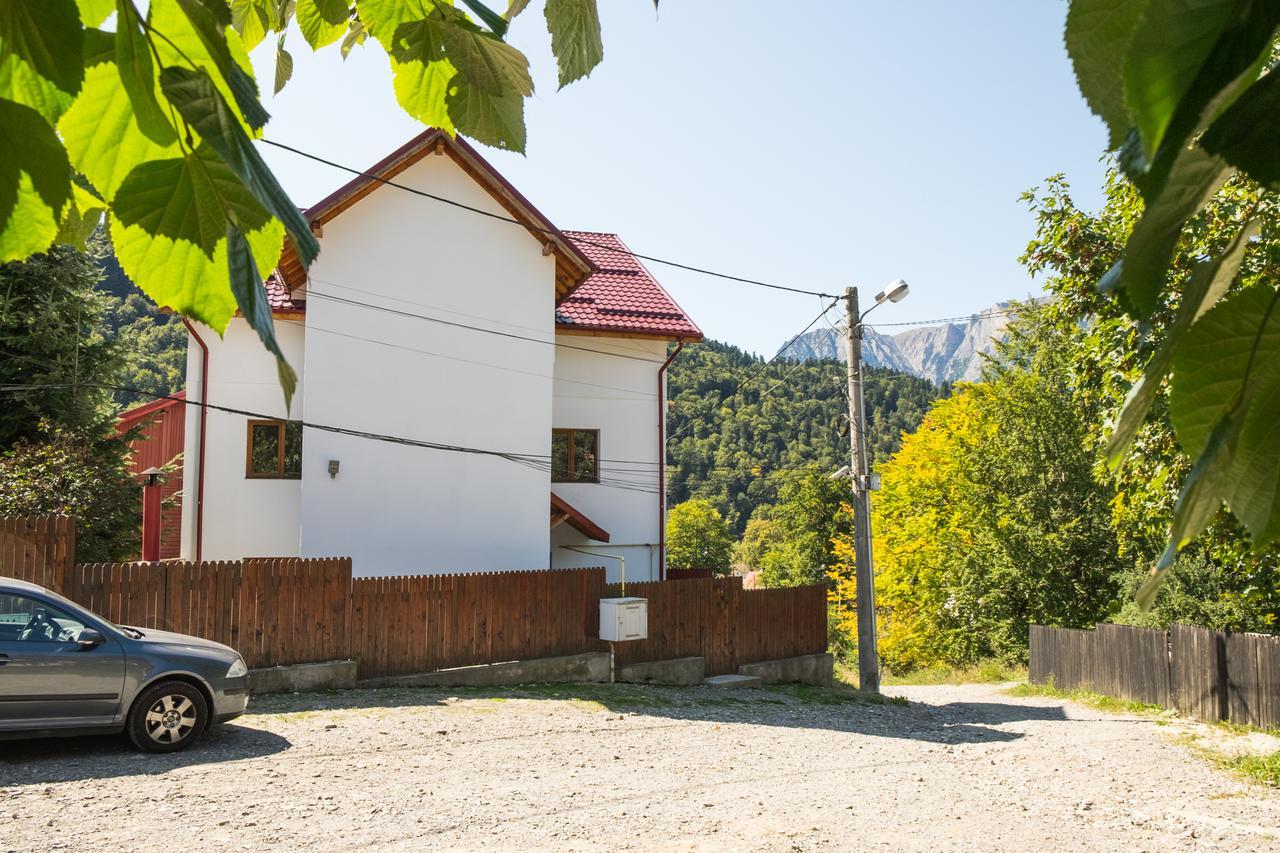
[550,492,610,542]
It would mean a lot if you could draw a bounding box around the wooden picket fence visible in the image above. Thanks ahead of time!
[63,558,353,669]
[1030,623,1280,728]
[609,576,828,676]
[350,569,608,678]
[0,515,75,589]
[1,517,828,679]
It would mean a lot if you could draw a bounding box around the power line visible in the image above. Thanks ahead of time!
[261,138,840,299]
[303,285,667,365]
[865,309,1017,329]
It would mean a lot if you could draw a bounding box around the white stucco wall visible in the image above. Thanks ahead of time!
[550,335,667,582]
[180,317,306,560]
[296,153,556,576]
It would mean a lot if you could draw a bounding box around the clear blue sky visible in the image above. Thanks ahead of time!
[256,2,1109,357]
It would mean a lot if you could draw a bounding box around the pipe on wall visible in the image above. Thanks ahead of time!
[182,319,209,562]
[656,339,685,581]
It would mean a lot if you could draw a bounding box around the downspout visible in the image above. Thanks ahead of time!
[182,319,209,562]
[656,338,685,581]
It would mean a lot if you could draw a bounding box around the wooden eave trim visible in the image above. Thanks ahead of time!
[554,326,702,343]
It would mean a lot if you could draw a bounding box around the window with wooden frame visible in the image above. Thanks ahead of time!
[551,429,599,483]
[246,420,303,479]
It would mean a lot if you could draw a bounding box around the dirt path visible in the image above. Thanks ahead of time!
[2,682,1277,851]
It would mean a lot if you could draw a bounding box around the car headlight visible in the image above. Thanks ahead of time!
[226,658,248,679]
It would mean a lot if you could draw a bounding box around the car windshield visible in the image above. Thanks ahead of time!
[13,583,127,638]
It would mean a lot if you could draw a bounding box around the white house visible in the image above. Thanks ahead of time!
[178,130,702,581]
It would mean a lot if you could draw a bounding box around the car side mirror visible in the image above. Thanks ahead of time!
[76,628,105,648]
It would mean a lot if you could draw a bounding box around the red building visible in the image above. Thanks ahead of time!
[117,392,186,560]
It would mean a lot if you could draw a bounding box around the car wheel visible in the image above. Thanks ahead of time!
[127,681,208,753]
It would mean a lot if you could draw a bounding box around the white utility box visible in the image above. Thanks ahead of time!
[599,597,648,641]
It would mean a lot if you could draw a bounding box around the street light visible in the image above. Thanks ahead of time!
[843,280,909,693]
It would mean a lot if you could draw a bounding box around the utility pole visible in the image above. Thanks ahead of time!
[845,286,880,693]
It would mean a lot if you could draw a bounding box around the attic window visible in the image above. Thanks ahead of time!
[551,429,598,483]
[246,420,303,479]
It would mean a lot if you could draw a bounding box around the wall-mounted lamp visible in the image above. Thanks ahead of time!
[328,460,340,479]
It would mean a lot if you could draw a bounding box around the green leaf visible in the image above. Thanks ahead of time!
[446,76,524,151]
[458,0,508,36]
[115,0,180,146]
[1064,0,1148,148]
[1201,67,1280,191]
[503,0,531,19]
[112,144,271,257]
[76,0,115,28]
[433,6,532,96]
[54,178,106,249]
[159,65,318,265]
[0,97,71,261]
[340,15,366,58]
[544,0,602,88]
[356,0,433,42]
[230,0,273,50]
[392,55,455,130]
[82,27,114,66]
[1106,217,1259,467]
[1169,284,1280,543]
[0,0,84,96]
[174,0,271,131]
[1122,0,1240,162]
[0,50,75,123]
[1100,144,1231,316]
[274,34,293,93]
[227,224,296,407]
[297,0,350,48]
[109,205,283,334]
[59,60,181,201]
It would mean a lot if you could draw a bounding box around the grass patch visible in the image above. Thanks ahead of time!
[1225,750,1280,787]
[881,659,1026,686]
[1005,681,1169,717]
[768,681,908,707]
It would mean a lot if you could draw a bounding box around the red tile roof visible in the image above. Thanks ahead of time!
[555,232,703,340]
[265,271,298,311]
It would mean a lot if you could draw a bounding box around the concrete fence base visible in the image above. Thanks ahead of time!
[616,656,706,686]
[249,660,358,694]
[737,653,834,686]
[357,652,612,689]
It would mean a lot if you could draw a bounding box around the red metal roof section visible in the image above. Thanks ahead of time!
[550,492,610,542]
[117,390,186,431]
[556,232,703,340]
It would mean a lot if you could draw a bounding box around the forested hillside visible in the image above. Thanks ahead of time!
[665,340,937,533]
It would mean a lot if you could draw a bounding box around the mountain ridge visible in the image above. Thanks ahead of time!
[784,300,1020,384]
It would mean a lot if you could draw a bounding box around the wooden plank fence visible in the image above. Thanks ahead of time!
[0,515,75,588]
[64,558,352,669]
[2,515,828,680]
[1030,623,1280,728]
[609,576,827,676]
[351,568,609,678]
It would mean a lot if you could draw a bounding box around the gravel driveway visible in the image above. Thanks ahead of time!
[2,681,1277,851]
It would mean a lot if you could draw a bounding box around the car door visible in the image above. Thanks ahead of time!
[0,593,126,729]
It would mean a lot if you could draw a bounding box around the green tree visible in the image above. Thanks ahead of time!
[757,471,852,589]
[0,240,139,562]
[666,499,734,575]
[839,305,1126,670]
[732,511,783,571]
[98,253,186,406]
[0,0,615,407]
[1022,170,1280,629]
[0,241,123,442]
[666,339,935,533]
[0,424,139,562]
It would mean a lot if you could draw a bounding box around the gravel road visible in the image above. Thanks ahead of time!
[2,681,1277,851]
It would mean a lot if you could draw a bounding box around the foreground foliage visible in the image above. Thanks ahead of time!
[664,499,733,575]
[0,0,611,408]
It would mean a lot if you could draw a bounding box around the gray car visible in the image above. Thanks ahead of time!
[0,576,250,752]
